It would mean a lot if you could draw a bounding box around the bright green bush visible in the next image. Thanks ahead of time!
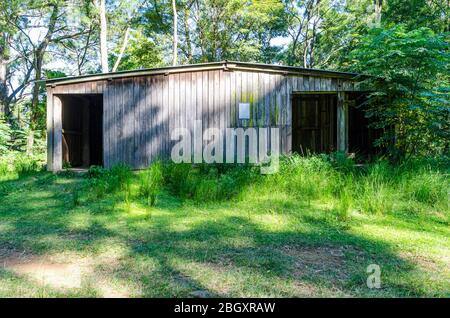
[139,161,164,206]
[86,164,132,200]
[13,154,43,176]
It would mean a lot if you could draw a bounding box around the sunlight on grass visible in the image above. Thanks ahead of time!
[0,156,449,297]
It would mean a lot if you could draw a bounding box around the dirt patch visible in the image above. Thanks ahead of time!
[1,248,90,290]
[10,262,83,289]
[400,252,445,273]
[282,245,359,280]
[0,248,130,297]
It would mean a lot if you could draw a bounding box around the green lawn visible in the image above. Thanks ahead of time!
[0,167,449,298]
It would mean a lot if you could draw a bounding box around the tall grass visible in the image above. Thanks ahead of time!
[71,154,449,219]
[139,161,163,206]
[153,154,448,217]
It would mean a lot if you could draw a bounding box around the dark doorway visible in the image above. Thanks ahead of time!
[61,94,103,168]
[347,93,382,157]
[292,94,337,154]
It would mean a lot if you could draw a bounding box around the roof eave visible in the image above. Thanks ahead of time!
[44,61,359,86]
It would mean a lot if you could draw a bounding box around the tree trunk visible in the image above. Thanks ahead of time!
[28,4,59,153]
[98,0,109,73]
[112,26,130,72]
[374,0,383,26]
[0,32,10,119]
[183,5,192,63]
[172,0,178,66]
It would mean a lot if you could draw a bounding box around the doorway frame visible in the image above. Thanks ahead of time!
[47,93,104,171]
[291,91,348,154]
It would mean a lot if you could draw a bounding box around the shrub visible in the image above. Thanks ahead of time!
[87,165,108,179]
[139,161,163,206]
[0,160,9,176]
[86,164,132,200]
[162,162,193,196]
[13,155,42,176]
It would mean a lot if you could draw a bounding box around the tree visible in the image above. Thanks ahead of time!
[350,25,449,159]
[172,0,178,65]
[142,0,286,64]
[95,0,109,72]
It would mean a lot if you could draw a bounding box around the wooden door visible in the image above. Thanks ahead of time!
[292,94,336,154]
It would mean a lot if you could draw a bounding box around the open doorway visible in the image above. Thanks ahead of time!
[292,93,337,154]
[347,92,383,158]
[60,94,103,168]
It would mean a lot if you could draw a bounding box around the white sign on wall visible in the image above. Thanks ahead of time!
[239,102,250,120]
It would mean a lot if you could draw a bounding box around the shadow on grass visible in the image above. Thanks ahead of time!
[0,172,445,297]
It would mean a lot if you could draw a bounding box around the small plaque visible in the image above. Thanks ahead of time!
[239,103,250,120]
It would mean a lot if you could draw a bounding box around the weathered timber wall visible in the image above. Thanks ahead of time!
[47,69,355,170]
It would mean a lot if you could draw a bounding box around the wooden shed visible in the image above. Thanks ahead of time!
[45,61,375,171]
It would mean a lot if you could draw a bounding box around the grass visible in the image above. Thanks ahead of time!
[0,155,448,297]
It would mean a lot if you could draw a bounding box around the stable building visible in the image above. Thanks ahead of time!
[45,61,376,171]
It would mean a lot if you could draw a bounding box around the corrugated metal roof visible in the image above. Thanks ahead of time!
[45,60,358,86]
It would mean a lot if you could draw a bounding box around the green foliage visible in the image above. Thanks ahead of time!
[87,164,132,200]
[162,162,259,202]
[112,30,163,71]
[139,161,164,206]
[0,118,11,154]
[142,0,286,63]
[0,150,45,180]
[13,155,42,176]
[350,25,449,159]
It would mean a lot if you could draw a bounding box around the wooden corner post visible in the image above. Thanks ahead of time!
[46,88,53,171]
[52,95,63,171]
[337,81,348,153]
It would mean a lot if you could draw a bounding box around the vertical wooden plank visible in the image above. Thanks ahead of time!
[143,76,153,166]
[292,75,298,92]
[310,76,316,91]
[257,72,264,127]
[168,74,175,157]
[138,77,145,168]
[208,70,214,137]
[235,71,242,127]
[122,79,130,166]
[326,78,332,91]
[110,80,117,166]
[103,82,109,167]
[315,77,321,91]
[224,71,230,129]
[133,78,139,168]
[150,76,157,165]
[264,73,270,127]
[286,75,292,154]
[162,74,169,159]
[219,70,226,159]
[186,72,191,130]
[214,70,220,131]
[297,75,304,92]
[174,73,180,131]
[46,88,54,171]
[304,75,310,91]
[270,74,276,127]
[230,70,236,127]
[337,81,348,153]
[156,75,163,161]
[276,74,282,127]
[190,71,196,133]
[331,78,337,91]
[251,71,258,128]
[280,75,287,154]
[179,72,186,130]
[53,95,62,171]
